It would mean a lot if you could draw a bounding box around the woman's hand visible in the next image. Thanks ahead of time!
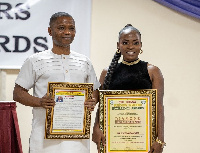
[84,98,96,111]
[149,141,163,153]
[92,126,105,153]
[40,94,55,109]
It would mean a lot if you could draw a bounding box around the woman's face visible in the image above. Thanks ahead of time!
[118,29,142,62]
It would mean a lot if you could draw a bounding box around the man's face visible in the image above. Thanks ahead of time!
[48,16,76,47]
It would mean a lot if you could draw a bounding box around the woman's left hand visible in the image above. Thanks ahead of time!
[149,141,163,153]
[84,98,96,111]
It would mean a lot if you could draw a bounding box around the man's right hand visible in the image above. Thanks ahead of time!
[40,94,55,109]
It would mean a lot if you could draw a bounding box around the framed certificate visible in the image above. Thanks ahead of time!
[45,82,93,139]
[99,90,157,153]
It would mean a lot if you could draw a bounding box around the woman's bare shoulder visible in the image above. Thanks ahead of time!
[101,68,108,75]
[147,63,163,80]
[147,63,162,73]
[99,68,108,86]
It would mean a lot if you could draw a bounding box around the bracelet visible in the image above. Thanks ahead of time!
[156,137,166,148]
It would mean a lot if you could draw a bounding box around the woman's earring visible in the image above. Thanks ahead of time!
[140,49,143,54]
[116,49,121,54]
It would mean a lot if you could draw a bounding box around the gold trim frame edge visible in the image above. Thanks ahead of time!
[45,82,93,139]
[99,89,157,153]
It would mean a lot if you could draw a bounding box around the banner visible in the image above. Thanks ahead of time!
[0,0,91,69]
[153,0,200,20]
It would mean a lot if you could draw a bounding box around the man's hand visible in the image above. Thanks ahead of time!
[40,94,55,109]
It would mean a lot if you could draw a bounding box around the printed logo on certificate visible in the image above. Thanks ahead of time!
[45,82,93,139]
[99,90,157,153]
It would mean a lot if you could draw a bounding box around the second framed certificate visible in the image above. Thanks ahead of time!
[45,82,93,139]
[99,90,157,153]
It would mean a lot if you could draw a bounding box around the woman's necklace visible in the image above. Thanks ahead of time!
[122,58,140,66]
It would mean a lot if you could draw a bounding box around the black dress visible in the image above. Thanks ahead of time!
[109,60,152,90]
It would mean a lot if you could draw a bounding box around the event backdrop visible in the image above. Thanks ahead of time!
[0,0,91,69]
[154,0,200,19]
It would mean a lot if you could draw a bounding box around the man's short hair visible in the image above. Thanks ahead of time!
[49,12,74,27]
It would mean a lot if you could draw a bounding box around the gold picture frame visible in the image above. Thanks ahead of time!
[45,82,93,139]
[99,89,157,153]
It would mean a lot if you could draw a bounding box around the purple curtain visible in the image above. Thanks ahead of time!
[153,0,200,19]
[0,102,23,153]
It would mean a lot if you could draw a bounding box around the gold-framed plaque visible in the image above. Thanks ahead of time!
[99,89,157,153]
[45,82,93,139]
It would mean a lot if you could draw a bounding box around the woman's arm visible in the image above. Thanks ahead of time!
[148,64,165,153]
[92,69,107,152]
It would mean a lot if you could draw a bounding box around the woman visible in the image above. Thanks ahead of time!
[92,24,165,153]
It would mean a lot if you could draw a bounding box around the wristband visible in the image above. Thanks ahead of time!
[156,137,166,148]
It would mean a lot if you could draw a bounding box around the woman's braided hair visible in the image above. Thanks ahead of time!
[103,24,141,90]
[103,51,121,89]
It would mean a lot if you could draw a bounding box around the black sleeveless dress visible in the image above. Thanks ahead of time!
[109,60,152,90]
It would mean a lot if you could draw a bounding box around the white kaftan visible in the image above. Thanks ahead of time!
[15,50,100,153]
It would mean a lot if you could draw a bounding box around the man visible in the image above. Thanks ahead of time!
[13,12,100,153]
